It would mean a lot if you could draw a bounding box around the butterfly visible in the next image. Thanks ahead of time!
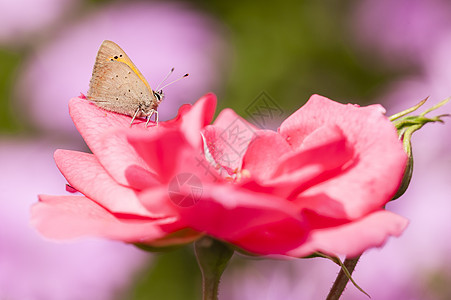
[87,40,186,126]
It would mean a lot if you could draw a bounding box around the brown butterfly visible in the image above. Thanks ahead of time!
[87,40,187,126]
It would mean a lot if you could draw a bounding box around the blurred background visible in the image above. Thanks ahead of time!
[0,0,450,299]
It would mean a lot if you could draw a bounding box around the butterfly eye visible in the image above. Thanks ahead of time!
[154,92,161,101]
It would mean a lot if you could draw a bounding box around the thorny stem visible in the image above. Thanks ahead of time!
[326,255,362,300]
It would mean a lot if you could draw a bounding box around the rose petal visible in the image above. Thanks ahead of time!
[288,210,409,257]
[279,94,407,218]
[54,149,155,217]
[202,109,259,172]
[241,130,291,180]
[31,195,168,242]
[69,98,153,187]
[272,126,350,178]
[69,97,150,143]
[179,93,217,148]
[242,126,354,199]
[128,128,222,184]
[280,94,384,149]
[96,129,161,190]
[201,125,253,174]
[138,186,180,217]
[70,94,216,188]
[127,129,185,183]
[213,108,258,130]
[178,184,309,254]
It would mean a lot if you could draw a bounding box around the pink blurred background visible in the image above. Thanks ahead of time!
[0,0,450,299]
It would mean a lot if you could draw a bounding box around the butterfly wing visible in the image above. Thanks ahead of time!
[87,40,158,117]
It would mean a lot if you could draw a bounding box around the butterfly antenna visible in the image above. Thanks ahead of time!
[158,73,189,90]
[156,67,175,91]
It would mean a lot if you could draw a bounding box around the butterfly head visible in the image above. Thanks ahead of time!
[153,90,164,105]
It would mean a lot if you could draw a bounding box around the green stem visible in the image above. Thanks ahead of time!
[326,255,361,300]
[194,237,234,300]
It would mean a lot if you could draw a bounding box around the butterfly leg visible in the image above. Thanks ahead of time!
[145,109,156,127]
[130,107,140,127]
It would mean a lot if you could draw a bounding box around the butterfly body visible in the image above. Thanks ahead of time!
[87,40,163,125]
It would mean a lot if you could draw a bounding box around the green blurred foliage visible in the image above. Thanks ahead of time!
[425,269,451,300]
[122,246,202,300]
[0,48,23,133]
[194,0,407,118]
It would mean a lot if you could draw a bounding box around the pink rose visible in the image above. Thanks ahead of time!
[32,94,408,257]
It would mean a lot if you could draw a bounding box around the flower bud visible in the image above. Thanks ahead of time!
[390,98,449,200]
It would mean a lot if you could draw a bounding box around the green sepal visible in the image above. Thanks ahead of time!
[134,243,186,253]
[133,228,203,253]
[390,97,449,200]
